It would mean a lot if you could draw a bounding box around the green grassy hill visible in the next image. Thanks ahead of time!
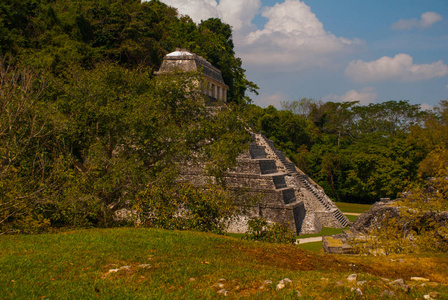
[1,228,447,299]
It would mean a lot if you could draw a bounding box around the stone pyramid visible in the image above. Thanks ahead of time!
[157,50,348,234]
[181,132,349,235]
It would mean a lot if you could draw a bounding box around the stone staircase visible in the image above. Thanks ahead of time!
[254,133,349,229]
[248,144,298,206]
[216,138,308,234]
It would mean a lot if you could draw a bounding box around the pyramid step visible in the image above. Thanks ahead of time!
[266,173,288,189]
[332,210,349,226]
[258,159,278,174]
[277,187,296,205]
[249,145,266,159]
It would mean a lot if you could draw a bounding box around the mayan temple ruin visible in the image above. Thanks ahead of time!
[156,49,349,234]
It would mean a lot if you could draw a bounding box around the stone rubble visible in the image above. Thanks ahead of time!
[276,278,292,290]
[424,292,439,299]
[388,278,409,292]
[350,287,363,296]
[411,277,430,282]
[138,264,151,269]
[217,289,229,296]
[346,274,358,282]
[108,266,131,273]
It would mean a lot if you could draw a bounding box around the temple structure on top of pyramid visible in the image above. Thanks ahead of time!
[155,49,228,102]
[155,50,349,234]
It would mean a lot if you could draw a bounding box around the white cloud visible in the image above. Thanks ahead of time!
[151,0,221,23]
[238,0,360,69]
[152,0,261,32]
[392,12,443,30]
[323,87,377,105]
[153,0,360,70]
[218,0,261,32]
[346,54,448,83]
[254,91,288,108]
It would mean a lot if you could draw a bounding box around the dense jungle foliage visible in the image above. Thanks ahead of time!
[0,0,257,104]
[0,0,254,233]
[244,99,448,204]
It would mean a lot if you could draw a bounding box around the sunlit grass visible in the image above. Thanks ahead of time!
[1,228,447,299]
[299,227,347,238]
[335,202,372,214]
[297,241,323,252]
[345,214,358,222]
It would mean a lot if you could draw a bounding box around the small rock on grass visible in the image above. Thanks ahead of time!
[138,264,151,269]
[259,280,273,290]
[388,278,409,292]
[217,289,228,296]
[357,281,366,286]
[346,274,357,282]
[411,277,430,282]
[276,278,292,291]
[108,266,131,273]
[350,287,363,296]
[424,292,439,299]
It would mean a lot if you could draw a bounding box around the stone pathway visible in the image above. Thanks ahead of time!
[296,237,322,244]
[344,213,361,216]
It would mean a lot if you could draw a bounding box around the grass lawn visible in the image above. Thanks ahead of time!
[299,227,347,238]
[345,214,358,222]
[1,228,447,299]
[297,241,323,252]
[334,202,372,214]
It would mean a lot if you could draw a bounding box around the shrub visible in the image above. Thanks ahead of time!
[134,181,238,234]
[244,217,296,244]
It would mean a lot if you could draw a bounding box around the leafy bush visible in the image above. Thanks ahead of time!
[134,181,238,234]
[244,217,296,244]
[0,59,249,234]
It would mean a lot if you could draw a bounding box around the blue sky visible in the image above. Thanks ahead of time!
[152,0,448,109]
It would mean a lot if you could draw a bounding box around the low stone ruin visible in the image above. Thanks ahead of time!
[323,199,448,254]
